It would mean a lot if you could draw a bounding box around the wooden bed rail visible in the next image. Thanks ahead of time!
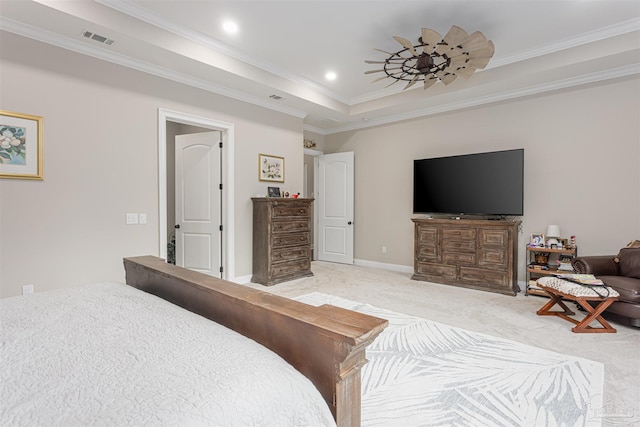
[123,256,387,427]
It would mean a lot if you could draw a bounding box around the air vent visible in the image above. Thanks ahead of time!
[269,94,283,100]
[82,30,115,46]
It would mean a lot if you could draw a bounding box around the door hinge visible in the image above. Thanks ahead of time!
[219,266,224,273]
[219,225,223,231]
[219,141,223,148]
[219,183,223,190]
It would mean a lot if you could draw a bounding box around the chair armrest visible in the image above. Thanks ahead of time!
[571,256,619,276]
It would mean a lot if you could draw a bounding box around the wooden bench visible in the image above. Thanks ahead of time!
[535,276,619,333]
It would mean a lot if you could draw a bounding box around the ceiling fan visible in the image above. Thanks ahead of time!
[365,26,495,91]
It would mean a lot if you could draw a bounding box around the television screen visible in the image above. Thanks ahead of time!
[413,149,524,216]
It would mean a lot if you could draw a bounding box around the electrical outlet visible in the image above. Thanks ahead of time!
[382,246,387,254]
[22,284,34,295]
[126,213,138,225]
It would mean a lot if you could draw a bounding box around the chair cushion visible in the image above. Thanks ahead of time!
[616,247,640,279]
[598,275,640,304]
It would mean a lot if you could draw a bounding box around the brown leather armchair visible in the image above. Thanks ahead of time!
[572,247,640,328]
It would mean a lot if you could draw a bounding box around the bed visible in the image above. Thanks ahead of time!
[0,256,387,426]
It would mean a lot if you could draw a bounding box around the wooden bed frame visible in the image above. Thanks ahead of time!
[123,256,388,427]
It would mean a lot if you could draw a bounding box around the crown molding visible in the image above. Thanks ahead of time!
[316,63,640,135]
[0,17,308,120]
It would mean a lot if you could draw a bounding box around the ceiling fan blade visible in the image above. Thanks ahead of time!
[374,48,396,56]
[365,65,403,75]
[435,25,468,55]
[465,56,491,69]
[435,70,457,85]
[423,77,438,90]
[448,55,468,70]
[403,75,421,90]
[460,31,490,52]
[466,40,495,60]
[365,60,389,64]
[420,28,441,52]
[456,66,477,78]
[393,36,418,56]
[370,75,390,83]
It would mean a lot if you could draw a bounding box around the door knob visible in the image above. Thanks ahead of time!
[347,221,352,225]
[174,224,180,229]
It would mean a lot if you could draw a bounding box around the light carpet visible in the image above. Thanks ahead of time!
[296,292,605,427]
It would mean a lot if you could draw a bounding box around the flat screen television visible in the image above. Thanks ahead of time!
[413,149,524,216]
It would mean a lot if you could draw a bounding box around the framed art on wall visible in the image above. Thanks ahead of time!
[0,110,44,180]
[259,153,284,182]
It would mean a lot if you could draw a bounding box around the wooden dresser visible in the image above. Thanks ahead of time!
[252,197,314,286]
[412,218,520,295]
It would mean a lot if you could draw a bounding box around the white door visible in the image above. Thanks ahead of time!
[175,131,222,277]
[317,152,354,264]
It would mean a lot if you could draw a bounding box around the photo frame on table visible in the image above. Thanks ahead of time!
[0,110,44,180]
[259,153,284,182]
[267,186,281,197]
[530,233,545,247]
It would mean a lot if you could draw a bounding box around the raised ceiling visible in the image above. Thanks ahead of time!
[1,0,639,134]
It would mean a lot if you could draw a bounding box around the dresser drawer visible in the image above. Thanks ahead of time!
[270,258,311,279]
[443,252,476,265]
[415,262,456,280]
[272,246,309,262]
[417,225,438,243]
[443,228,476,240]
[478,247,508,268]
[272,232,310,248]
[273,220,309,233]
[459,267,508,288]
[479,229,509,246]
[417,244,438,260]
[442,239,476,252]
[272,204,310,218]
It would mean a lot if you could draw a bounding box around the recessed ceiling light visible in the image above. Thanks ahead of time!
[325,71,337,81]
[222,20,238,34]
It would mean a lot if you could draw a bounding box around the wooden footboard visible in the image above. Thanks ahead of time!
[123,256,387,427]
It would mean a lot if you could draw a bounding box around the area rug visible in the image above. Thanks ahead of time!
[295,292,604,427]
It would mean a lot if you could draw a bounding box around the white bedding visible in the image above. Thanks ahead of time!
[0,282,335,427]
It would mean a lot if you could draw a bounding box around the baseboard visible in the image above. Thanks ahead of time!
[232,274,253,284]
[353,259,414,274]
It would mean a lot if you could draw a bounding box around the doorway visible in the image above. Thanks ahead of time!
[158,109,235,280]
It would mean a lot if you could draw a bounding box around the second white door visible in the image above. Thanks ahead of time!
[317,151,354,264]
[175,131,222,277]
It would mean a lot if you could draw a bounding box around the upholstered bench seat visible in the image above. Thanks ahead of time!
[536,276,620,298]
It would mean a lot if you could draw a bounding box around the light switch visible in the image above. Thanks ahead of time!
[139,213,147,224]
[126,213,139,224]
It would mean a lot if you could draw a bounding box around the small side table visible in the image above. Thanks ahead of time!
[535,277,619,333]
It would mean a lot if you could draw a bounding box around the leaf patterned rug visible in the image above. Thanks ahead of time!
[295,292,604,427]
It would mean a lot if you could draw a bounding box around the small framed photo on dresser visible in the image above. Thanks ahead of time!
[267,186,281,197]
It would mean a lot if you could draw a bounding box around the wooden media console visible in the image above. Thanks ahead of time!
[412,218,521,295]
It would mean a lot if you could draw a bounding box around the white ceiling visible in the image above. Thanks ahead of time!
[1,0,639,134]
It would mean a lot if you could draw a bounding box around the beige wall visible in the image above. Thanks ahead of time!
[0,32,304,297]
[325,77,640,287]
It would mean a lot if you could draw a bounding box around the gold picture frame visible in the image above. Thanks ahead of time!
[0,110,44,180]
[258,153,284,183]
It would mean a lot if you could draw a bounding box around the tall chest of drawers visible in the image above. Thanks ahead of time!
[412,218,520,295]
[252,198,314,286]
